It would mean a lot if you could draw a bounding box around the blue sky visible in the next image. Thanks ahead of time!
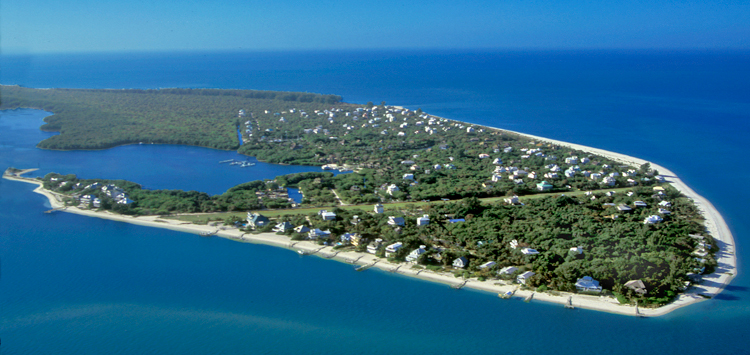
[2,0,749,53]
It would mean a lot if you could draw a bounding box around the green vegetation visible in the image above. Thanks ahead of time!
[18,85,714,307]
[0,86,342,150]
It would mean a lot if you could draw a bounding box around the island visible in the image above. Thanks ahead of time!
[1,85,737,317]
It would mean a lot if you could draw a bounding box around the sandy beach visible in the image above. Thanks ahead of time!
[3,130,737,317]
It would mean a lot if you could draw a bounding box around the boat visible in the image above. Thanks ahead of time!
[297,250,309,255]
[219,159,234,163]
[499,290,514,299]
[230,161,241,165]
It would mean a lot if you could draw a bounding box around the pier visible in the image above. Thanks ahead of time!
[356,260,378,272]
[451,280,468,289]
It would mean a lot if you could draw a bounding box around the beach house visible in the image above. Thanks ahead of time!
[247,212,269,229]
[517,271,535,285]
[575,276,603,293]
[406,245,427,263]
[385,242,403,257]
[498,266,518,276]
[273,221,294,233]
[453,257,468,268]
[479,261,497,269]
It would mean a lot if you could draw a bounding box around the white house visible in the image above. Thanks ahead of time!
[521,248,540,255]
[498,266,518,276]
[634,201,648,207]
[273,221,294,232]
[406,245,427,263]
[644,215,663,224]
[386,184,400,195]
[453,257,468,268]
[403,173,415,180]
[466,127,475,133]
[374,203,384,214]
[570,246,583,255]
[658,208,671,215]
[517,271,535,284]
[479,261,497,269]
[601,176,616,186]
[659,201,672,207]
[575,276,603,293]
[307,229,331,240]
[294,225,310,234]
[493,158,503,165]
[504,195,520,204]
[416,215,430,226]
[319,210,337,220]
[385,242,403,257]
[478,153,490,159]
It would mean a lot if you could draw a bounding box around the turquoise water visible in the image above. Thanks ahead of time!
[1,50,749,354]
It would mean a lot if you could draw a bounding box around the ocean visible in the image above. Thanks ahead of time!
[1,50,748,354]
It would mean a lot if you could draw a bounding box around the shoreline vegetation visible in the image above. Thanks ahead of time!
[0,86,737,317]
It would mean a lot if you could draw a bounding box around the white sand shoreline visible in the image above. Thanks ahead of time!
[3,129,737,317]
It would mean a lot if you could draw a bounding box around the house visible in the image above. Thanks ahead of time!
[453,257,468,268]
[478,153,490,159]
[319,210,337,220]
[493,158,503,165]
[307,228,331,240]
[385,242,403,257]
[521,248,539,255]
[601,176,616,186]
[406,245,427,263]
[340,233,356,244]
[448,218,465,223]
[644,215,663,224]
[273,221,294,232]
[479,261,497,269]
[466,127,475,133]
[504,195,520,204]
[536,181,553,191]
[658,208,671,215]
[634,201,647,207]
[570,246,583,255]
[498,266,518,276]
[367,238,383,254]
[528,172,538,179]
[617,204,632,212]
[509,239,519,249]
[491,174,503,182]
[416,215,430,226]
[624,280,647,295]
[659,201,672,207]
[575,276,603,293]
[517,271,535,284]
[246,212,270,228]
[403,173,415,180]
[386,184,400,195]
[294,225,310,234]
[388,216,405,226]
[374,203,384,214]
[350,233,365,246]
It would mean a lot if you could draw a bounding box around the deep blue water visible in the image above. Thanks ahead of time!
[1,50,749,354]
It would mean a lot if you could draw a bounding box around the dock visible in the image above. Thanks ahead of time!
[524,292,535,302]
[356,260,378,272]
[451,280,468,289]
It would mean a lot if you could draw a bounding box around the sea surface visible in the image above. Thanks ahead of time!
[1,50,749,354]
